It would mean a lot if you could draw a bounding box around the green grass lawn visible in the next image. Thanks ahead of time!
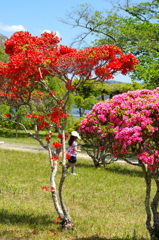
[0,128,55,146]
[0,147,151,240]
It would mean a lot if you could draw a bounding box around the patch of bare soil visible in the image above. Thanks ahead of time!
[0,142,138,163]
[0,142,91,159]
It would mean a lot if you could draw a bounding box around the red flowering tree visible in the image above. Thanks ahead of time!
[79,88,159,239]
[0,31,139,230]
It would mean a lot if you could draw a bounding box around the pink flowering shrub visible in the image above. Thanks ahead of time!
[79,88,159,238]
[80,88,159,169]
[79,100,117,167]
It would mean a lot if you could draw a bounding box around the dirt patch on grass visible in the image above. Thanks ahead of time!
[0,142,91,159]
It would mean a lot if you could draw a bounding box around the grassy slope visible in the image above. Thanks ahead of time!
[0,147,151,240]
[0,128,52,146]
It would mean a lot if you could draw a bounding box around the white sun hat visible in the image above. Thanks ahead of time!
[71,131,81,139]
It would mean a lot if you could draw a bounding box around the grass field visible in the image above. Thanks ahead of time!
[0,128,54,146]
[0,143,152,240]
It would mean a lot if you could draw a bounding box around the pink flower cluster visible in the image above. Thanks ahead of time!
[79,88,159,169]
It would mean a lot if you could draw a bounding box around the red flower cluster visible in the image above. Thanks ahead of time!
[54,221,59,224]
[0,31,139,137]
[47,232,57,235]
[51,156,59,160]
[4,113,11,118]
[42,186,50,191]
[58,134,69,140]
[42,186,55,191]
[52,142,62,148]
[66,153,71,160]
[65,83,76,90]
[45,133,52,141]
[50,90,56,95]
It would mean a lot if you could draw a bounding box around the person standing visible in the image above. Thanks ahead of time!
[67,131,81,175]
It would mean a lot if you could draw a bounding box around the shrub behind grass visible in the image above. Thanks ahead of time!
[0,149,150,239]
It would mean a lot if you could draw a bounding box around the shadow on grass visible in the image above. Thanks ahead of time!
[0,210,147,240]
[105,165,144,178]
[77,162,95,169]
[77,161,144,178]
[0,128,46,139]
[75,236,147,240]
[0,128,29,138]
[0,209,55,227]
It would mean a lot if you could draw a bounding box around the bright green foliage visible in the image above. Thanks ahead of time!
[0,33,8,62]
[0,47,8,63]
[73,81,144,117]
[65,0,159,88]
[74,81,100,117]
[107,81,144,98]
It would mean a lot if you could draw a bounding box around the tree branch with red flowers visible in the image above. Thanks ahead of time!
[0,31,139,230]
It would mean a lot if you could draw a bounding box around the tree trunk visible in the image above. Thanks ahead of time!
[49,142,74,229]
[46,127,74,230]
[151,178,159,239]
[59,164,74,230]
[50,168,64,219]
[143,164,159,240]
[15,122,18,138]
[143,166,154,239]
[79,107,82,118]
[59,129,74,230]
[49,146,64,219]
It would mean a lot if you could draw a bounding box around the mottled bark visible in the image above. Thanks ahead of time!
[59,130,74,230]
[151,178,159,239]
[59,165,74,230]
[142,163,159,240]
[143,165,154,239]
[50,169,64,219]
[49,146,64,219]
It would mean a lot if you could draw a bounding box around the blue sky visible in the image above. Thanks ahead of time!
[0,0,137,82]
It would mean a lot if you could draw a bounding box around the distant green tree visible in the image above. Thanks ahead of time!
[0,33,8,62]
[74,81,100,117]
[105,81,144,98]
[62,0,159,88]
[0,47,8,63]
[73,80,144,118]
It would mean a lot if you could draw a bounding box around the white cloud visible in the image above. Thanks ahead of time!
[0,23,26,32]
[43,30,52,34]
[43,30,60,38]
